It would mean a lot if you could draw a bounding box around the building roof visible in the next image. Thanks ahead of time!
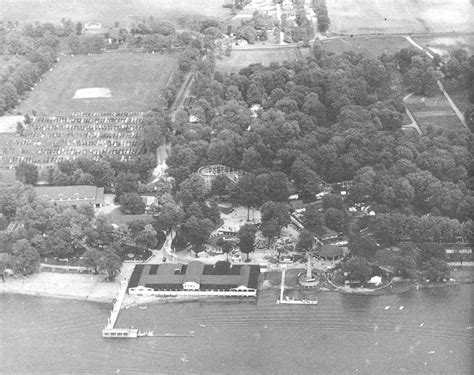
[128,261,260,291]
[318,244,344,258]
[33,185,104,206]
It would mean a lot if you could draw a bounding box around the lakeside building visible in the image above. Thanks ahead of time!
[128,261,260,297]
[33,185,105,208]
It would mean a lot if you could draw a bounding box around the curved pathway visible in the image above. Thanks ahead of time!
[402,93,422,135]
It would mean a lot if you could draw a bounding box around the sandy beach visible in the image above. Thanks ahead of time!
[0,272,121,303]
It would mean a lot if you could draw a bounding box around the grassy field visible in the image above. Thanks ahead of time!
[216,47,303,73]
[327,0,474,35]
[1,0,231,27]
[16,53,178,115]
[320,36,412,57]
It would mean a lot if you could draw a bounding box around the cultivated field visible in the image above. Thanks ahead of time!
[405,94,463,133]
[0,0,231,27]
[216,47,303,73]
[320,36,412,57]
[412,34,474,57]
[327,0,474,35]
[16,53,178,115]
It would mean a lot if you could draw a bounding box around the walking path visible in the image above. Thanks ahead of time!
[402,93,422,135]
[404,36,468,129]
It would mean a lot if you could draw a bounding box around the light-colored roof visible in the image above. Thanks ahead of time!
[33,185,104,206]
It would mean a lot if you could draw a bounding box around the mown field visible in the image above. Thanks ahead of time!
[1,0,230,27]
[216,47,303,73]
[327,0,474,35]
[16,53,179,115]
[320,36,412,57]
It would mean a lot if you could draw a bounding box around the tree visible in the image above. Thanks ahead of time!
[119,193,146,215]
[260,201,290,239]
[295,230,314,253]
[99,247,122,281]
[135,224,158,249]
[260,217,279,246]
[238,223,257,262]
[75,22,82,35]
[421,257,450,282]
[303,205,325,235]
[417,242,445,267]
[11,239,40,275]
[222,241,233,261]
[81,248,102,274]
[180,216,214,253]
[348,235,379,260]
[230,173,260,220]
[152,198,184,233]
[15,162,38,185]
[324,208,347,233]
[315,1,330,33]
[177,173,207,209]
[16,121,25,136]
[392,255,417,279]
[114,173,139,201]
[342,256,371,284]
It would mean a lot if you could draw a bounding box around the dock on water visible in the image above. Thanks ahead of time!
[102,280,132,338]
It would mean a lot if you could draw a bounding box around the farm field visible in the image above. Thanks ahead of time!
[405,94,463,133]
[327,0,474,35]
[0,0,231,27]
[320,36,412,57]
[216,47,303,73]
[412,34,474,57]
[16,53,178,115]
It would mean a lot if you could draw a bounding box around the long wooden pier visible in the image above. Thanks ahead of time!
[102,280,130,338]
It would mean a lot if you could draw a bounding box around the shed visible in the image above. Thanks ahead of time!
[369,276,382,286]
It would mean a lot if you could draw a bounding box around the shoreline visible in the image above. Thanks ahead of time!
[1,268,472,304]
[0,271,120,304]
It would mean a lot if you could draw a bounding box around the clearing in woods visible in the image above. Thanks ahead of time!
[216,47,304,73]
[16,53,179,115]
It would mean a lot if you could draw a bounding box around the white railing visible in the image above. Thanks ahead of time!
[129,288,257,298]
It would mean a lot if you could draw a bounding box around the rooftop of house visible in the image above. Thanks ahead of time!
[128,261,260,290]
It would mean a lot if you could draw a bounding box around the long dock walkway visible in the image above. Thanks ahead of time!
[105,279,128,330]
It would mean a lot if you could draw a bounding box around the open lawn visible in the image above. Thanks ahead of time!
[1,0,231,27]
[327,0,474,35]
[16,53,178,115]
[320,36,412,57]
[216,47,302,73]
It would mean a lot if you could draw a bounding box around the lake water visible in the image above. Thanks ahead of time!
[1,285,472,374]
